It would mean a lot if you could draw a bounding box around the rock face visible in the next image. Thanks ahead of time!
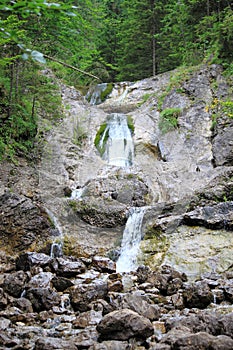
[0,192,58,253]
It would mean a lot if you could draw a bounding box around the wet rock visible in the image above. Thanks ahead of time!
[1,270,28,297]
[16,252,52,271]
[92,256,116,273]
[97,308,154,341]
[74,197,127,227]
[69,279,108,312]
[25,288,61,312]
[182,280,213,308]
[34,337,77,350]
[0,192,57,252]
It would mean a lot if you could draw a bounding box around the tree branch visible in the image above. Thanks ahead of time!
[43,54,101,81]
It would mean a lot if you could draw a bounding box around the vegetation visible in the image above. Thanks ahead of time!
[0,0,232,160]
[159,108,181,134]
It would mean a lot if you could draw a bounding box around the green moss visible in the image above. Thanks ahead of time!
[100,83,114,102]
[127,115,135,135]
[94,122,109,156]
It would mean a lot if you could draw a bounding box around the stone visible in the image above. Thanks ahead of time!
[16,252,52,271]
[92,256,116,273]
[52,276,74,292]
[34,337,77,350]
[97,308,154,341]
[1,270,28,297]
[25,288,61,312]
[69,279,108,312]
[182,280,213,309]
[55,257,86,277]
[26,272,54,289]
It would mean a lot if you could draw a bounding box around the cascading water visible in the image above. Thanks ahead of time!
[100,113,134,167]
[85,83,109,105]
[116,207,147,273]
[45,208,63,258]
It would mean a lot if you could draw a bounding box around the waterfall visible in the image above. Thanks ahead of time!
[116,207,147,273]
[45,208,63,258]
[86,83,109,105]
[100,113,134,167]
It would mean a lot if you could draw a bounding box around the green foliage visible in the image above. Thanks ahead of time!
[159,108,181,134]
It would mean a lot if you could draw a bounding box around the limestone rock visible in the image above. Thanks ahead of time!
[0,192,57,252]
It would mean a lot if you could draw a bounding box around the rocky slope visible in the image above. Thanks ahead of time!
[0,63,232,349]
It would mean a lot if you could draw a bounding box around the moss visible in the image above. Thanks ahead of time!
[100,83,114,102]
[94,122,109,156]
[127,115,135,135]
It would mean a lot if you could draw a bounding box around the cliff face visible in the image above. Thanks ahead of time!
[0,64,233,350]
[0,64,232,278]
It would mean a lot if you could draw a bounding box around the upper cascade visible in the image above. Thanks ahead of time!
[99,113,134,167]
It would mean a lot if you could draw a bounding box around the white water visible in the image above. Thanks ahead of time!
[101,113,134,167]
[45,208,63,258]
[86,83,108,105]
[116,207,147,273]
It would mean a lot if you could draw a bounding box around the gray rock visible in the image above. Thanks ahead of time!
[34,337,77,350]
[25,288,61,312]
[69,279,108,312]
[1,270,28,297]
[92,256,116,273]
[182,280,213,309]
[97,308,154,341]
[55,257,86,277]
[16,252,52,271]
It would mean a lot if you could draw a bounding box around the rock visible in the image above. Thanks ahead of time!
[69,279,108,312]
[172,331,216,349]
[0,317,11,330]
[183,202,233,230]
[73,327,99,348]
[97,308,154,341]
[219,313,233,337]
[211,335,233,350]
[92,256,116,273]
[73,310,102,328]
[0,192,57,252]
[0,288,8,310]
[182,280,213,308]
[90,340,130,350]
[25,288,61,312]
[16,252,52,271]
[118,291,160,321]
[34,337,77,350]
[52,276,74,292]
[54,257,86,277]
[1,270,28,297]
[12,297,33,313]
[26,272,54,289]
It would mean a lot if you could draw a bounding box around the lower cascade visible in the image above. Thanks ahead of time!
[100,113,134,167]
[116,207,147,273]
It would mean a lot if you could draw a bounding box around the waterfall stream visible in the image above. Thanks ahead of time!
[116,207,147,273]
[100,113,134,167]
[45,208,63,258]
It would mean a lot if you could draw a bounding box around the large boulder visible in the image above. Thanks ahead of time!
[97,308,154,341]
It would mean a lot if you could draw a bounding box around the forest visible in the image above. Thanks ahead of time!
[0,0,232,160]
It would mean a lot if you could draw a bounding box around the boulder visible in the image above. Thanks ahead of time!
[182,280,213,309]
[92,256,116,273]
[1,270,28,297]
[69,279,108,312]
[25,288,61,312]
[97,308,154,341]
[54,257,86,277]
[34,337,77,350]
[16,252,52,271]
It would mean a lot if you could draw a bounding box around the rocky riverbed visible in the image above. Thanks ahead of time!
[1,251,233,349]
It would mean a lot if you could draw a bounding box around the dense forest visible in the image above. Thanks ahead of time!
[0,0,232,160]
